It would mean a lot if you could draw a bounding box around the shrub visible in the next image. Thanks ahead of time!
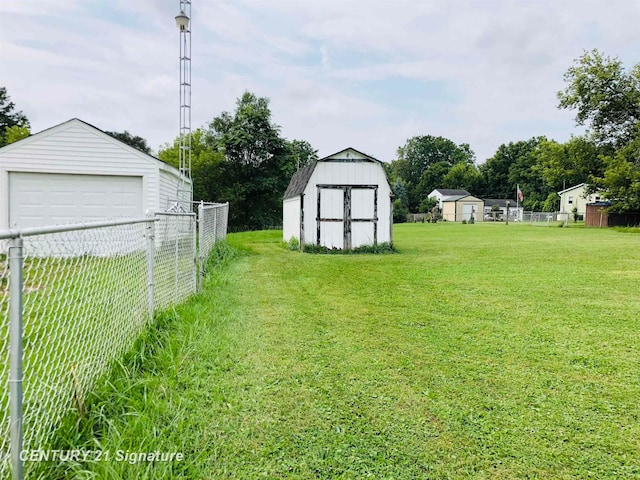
[462,219,467,224]
[286,237,300,251]
[393,199,408,223]
[302,243,395,254]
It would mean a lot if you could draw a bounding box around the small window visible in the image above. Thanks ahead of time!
[595,196,600,202]
[568,196,573,205]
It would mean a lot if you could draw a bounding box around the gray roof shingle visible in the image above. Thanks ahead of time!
[283,162,316,199]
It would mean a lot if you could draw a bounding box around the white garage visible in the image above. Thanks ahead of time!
[283,147,393,250]
[0,118,191,230]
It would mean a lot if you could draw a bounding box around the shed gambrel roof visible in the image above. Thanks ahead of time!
[320,147,382,163]
[283,147,390,199]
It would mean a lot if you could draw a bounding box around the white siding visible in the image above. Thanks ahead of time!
[159,167,191,211]
[319,188,344,219]
[320,222,343,249]
[352,189,375,219]
[283,196,301,242]
[301,159,392,248]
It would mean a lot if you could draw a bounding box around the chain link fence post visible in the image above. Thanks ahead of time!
[191,215,197,295]
[198,202,204,292]
[174,217,179,305]
[146,220,155,320]
[9,236,24,480]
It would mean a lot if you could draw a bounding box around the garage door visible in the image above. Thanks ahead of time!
[9,172,143,228]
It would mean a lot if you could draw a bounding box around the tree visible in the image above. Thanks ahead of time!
[392,199,408,223]
[479,137,547,209]
[158,128,224,203]
[392,180,409,210]
[287,139,318,169]
[558,49,640,147]
[392,135,476,211]
[4,125,30,144]
[594,125,640,212]
[207,91,298,230]
[0,87,30,147]
[105,130,152,154]
[442,161,482,192]
[558,51,640,212]
[536,135,606,192]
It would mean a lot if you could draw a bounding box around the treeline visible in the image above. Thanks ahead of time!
[158,92,318,230]
[2,49,638,230]
[389,49,640,217]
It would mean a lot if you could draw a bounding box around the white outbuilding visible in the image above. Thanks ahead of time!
[0,118,191,229]
[283,147,393,250]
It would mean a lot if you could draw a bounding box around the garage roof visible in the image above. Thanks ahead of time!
[0,118,188,182]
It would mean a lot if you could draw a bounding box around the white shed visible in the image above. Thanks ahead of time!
[0,118,191,229]
[283,147,393,250]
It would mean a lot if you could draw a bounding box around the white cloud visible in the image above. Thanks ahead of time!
[2,0,639,163]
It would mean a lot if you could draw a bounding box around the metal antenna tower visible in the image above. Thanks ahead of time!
[175,1,192,211]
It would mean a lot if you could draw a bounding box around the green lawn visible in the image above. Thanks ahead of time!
[45,223,640,479]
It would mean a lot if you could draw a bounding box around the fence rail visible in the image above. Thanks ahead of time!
[0,204,229,479]
[522,211,558,224]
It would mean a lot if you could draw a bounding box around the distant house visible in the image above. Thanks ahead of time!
[558,183,602,222]
[428,189,470,209]
[441,195,484,222]
[282,147,393,250]
[483,199,522,221]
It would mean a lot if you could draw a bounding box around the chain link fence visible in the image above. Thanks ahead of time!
[0,206,225,479]
[523,211,558,224]
[198,202,229,286]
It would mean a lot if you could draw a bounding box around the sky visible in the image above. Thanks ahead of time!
[1,0,639,164]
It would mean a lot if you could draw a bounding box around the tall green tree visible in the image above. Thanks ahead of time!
[207,91,298,230]
[536,135,606,191]
[0,86,30,147]
[391,135,476,211]
[558,49,640,147]
[158,128,224,204]
[479,137,548,210]
[288,139,318,169]
[558,51,640,211]
[442,161,482,192]
[594,125,640,212]
[105,130,152,154]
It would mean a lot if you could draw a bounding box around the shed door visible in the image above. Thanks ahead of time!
[317,187,344,249]
[317,185,378,249]
[462,204,477,222]
[9,172,143,228]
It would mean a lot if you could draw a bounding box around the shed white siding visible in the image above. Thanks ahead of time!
[283,196,301,242]
[0,119,191,230]
[283,148,392,249]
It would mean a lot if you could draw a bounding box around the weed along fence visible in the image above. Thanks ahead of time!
[198,202,229,280]
[0,203,228,479]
